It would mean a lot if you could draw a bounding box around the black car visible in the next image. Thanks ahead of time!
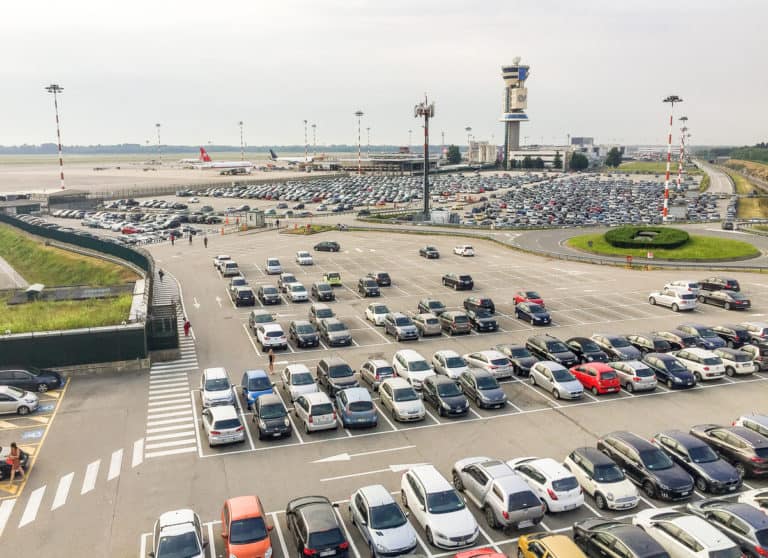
[712,324,752,348]
[357,278,380,297]
[466,308,498,332]
[463,296,495,314]
[699,276,740,292]
[419,245,440,258]
[288,320,320,348]
[597,431,694,501]
[257,284,281,305]
[573,519,669,558]
[318,318,353,347]
[686,499,768,557]
[642,353,696,389]
[316,357,359,397]
[442,273,473,291]
[0,367,63,393]
[515,302,551,325]
[458,370,507,409]
[417,298,446,316]
[311,282,335,301]
[494,344,539,376]
[314,241,340,252]
[565,337,609,364]
[653,329,702,351]
[677,323,727,349]
[367,271,391,287]
[285,496,349,558]
[689,424,768,478]
[253,393,292,440]
[421,375,469,417]
[591,334,643,361]
[525,335,579,367]
[699,290,751,310]
[651,430,742,493]
[231,286,256,307]
[0,445,30,480]
[626,333,672,354]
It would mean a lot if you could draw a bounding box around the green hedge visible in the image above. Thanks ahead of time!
[604,226,690,249]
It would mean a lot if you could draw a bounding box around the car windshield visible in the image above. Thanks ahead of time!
[393,388,418,402]
[426,246,437,251]
[409,360,431,372]
[395,317,413,326]
[609,337,630,348]
[547,341,570,353]
[266,331,284,338]
[510,347,532,358]
[552,369,576,382]
[283,275,297,283]
[509,491,541,510]
[308,528,344,548]
[688,444,719,463]
[754,529,768,547]
[369,502,406,529]
[290,285,305,292]
[327,323,347,333]
[664,360,689,374]
[326,273,340,279]
[317,309,334,318]
[437,382,462,397]
[253,314,274,323]
[292,373,314,386]
[476,376,499,390]
[445,356,466,368]
[156,532,201,558]
[491,358,510,367]
[317,284,331,291]
[311,403,333,416]
[710,548,746,558]
[248,377,272,391]
[262,287,277,295]
[297,324,315,334]
[639,449,674,470]
[428,301,444,309]
[364,280,378,288]
[528,304,545,313]
[458,276,472,281]
[328,365,353,378]
[297,252,309,258]
[475,310,493,318]
[698,328,717,337]
[232,278,246,286]
[453,315,469,324]
[5,386,25,397]
[205,378,230,391]
[374,306,389,314]
[731,353,751,362]
[214,418,242,430]
[594,463,625,483]
[552,477,579,491]
[348,400,372,412]
[426,490,465,514]
[229,516,268,545]
[756,448,768,459]
[260,403,286,419]
[525,291,541,298]
[701,357,722,365]
[267,259,279,266]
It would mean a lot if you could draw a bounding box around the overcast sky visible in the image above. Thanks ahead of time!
[1,0,766,148]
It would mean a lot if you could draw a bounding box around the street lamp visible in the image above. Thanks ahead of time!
[465,126,472,164]
[676,115,688,191]
[408,129,412,152]
[239,121,245,161]
[303,119,308,163]
[155,123,162,165]
[662,95,683,222]
[414,97,435,219]
[312,123,317,157]
[44,83,66,189]
[354,110,364,174]
[366,127,371,157]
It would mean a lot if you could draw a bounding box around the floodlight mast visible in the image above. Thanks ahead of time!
[676,115,688,191]
[414,97,435,219]
[662,95,682,222]
[45,83,66,189]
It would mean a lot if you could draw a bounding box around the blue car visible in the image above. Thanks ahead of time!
[515,302,551,325]
[642,353,696,389]
[334,387,377,428]
[240,369,274,409]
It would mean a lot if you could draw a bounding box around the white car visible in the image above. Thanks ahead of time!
[400,465,479,549]
[255,323,288,350]
[293,392,337,433]
[713,348,757,376]
[563,448,638,511]
[392,349,436,390]
[295,251,313,265]
[378,378,425,422]
[673,348,726,381]
[648,288,697,312]
[738,487,768,512]
[189,197,200,203]
[733,414,768,438]
[664,280,702,296]
[281,364,318,402]
[507,457,584,513]
[633,508,743,558]
[200,367,235,408]
[365,302,391,326]
[0,386,39,415]
[453,244,475,256]
[431,350,469,379]
[151,509,206,558]
[265,257,282,275]
[287,283,309,302]
[201,405,245,446]
[213,254,232,270]
[462,350,514,380]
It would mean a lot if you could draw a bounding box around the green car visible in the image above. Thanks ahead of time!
[323,272,342,287]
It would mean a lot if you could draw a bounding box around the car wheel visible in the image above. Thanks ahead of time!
[649,297,656,305]
[438,405,444,417]
[426,528,434,547]
[304,422,310,434]
[591,386,599,396]
[672,303,679,312]
[667,379,674,389]
[698,295,706,303]
[595,493,607,510]
[724,302,731,311]
[695,476,708,492]
[541,498,551,514]
[454,284,458,291]
[37,383,49,393]
[625,382,634,393]
[529,375,536,386]
[453,471,464,491]
[643,481,656,499]
[17,405,30,416]
[726,366,736,377]
[401,490,408,509]
[735,462,746,478]
[694,372,702,383]
[553,388,560,400]
[485,506,498,529]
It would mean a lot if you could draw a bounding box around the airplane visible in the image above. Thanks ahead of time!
[182,148,255,171]
[269,149,314,164]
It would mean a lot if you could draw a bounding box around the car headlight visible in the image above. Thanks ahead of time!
[441,401,451,409]
[673,377,682,383]
[375,542,389,552]
[265,546,273,558]
[284,418,290,427]
[433,530,446,539]
[606,493,614,501]
[25,398,37,404]
[258,419,267,428]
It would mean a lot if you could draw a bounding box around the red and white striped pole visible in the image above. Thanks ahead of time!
[45,84,66,190]
[662,95,682,222]
[676,116,688,191]
[355,110,364,174]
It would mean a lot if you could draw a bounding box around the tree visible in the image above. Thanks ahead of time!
[522,155,533,169]
[446,145,462,164]
[605,147,622,167]
[553,151,562,170]
[534,157,545,169]
[569,152,589,171]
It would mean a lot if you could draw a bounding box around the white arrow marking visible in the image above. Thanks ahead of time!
[215,296,222,308]
[320,463,428,482]
[312,445,416,463]
[193,297,200,310]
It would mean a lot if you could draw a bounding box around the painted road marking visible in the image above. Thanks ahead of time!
[146,423,195,434]
[146,410,193,420]
[21,429,44,440]
[0,499,16,537]
[145,430,196,442]
[107,449,123,481]
[51,472,74,511]
[132,439,144,468]
[18,486,45,528]
[144,446,197,459]
[144,438,198,450]
[81,460,100,494]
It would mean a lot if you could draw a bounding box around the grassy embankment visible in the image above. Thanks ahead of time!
[614,161,702,175]
[722,167,768,219]
[567,233,759,261]
[0,224,137,333]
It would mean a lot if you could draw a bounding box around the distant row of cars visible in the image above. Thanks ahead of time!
[650,277,751,312]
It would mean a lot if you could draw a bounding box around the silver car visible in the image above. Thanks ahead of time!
[293,392,337,433]
[608,360,658,392]
[360,359,396,391]
[411,312,442,336]
[378,378,425,422]
[432,350,469,379]
[349,485,418,557]
[463,350,514,380]
[529,361,583,400]
[0,386,39,415]
[201,405,245,446]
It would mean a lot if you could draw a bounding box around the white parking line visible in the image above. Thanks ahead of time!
[107,449,124,481]
[374,401,400,431]
[334,508,361,558]
[232,386,256,451]
[270,512,290,558]
[132,439,144,468]
[145,430,196,441]
[243,322,262,357]
[206,522,216,558]
[144,446,198,459]
[147,409,194,420]
[51,472,74,511]
[0,499,16,538]
[81,460,100,494]
[18,486,45,528]
[144,438,198,450]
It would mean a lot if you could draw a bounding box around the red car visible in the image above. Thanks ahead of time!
[569,363,621,395]
[455,549,506,558]
[513,290,545,306]
[121,225,138,234]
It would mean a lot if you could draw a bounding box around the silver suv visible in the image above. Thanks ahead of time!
[383,312,418,341]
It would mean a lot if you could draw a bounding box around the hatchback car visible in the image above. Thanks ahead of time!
[573,519,670,558]
[419,245,440,258]
[513,290,545,305]
[256,323,288,350]
[530,361,584,400]
[248,310,276,332]
[0,366,64,393]
[411,313,441,337]
[365,303,390,326]
[256,284,281,305]
[495,344,539,377]
[367,271,391,287]
[280,364,318,402]
[464,296,496,314]
[566,337,609,364]
[240,369,273,409]
[664,280,702,295]
[358,277,381,297]
[287,283,308,302]
[421,375,469,417]
[673,348,726,381]
[317,357,359,397]
[570,363,621,395]
[526,335,579,367]
[685,499,768,557]
[654,329,704,351]
[459,369,507,409]
[712,324,752,348]
[507,457,584,513]
[442,272,474,290]
[323,271,342,286]
[349,485,417,558]
[288,320,319,348]
[591,334,643,361]
[252,393,292,440]
[293,392,337,433]
[220,496,273,558]
[311,282,335,301]
[318,318,353,346]
[642,353,696,389]
[649,288,697,312]
[285,496,348,558]
[202,405,245,446]
[463,350,514,379]
[308,303,335,326]
[564,447,638,510]
[150,508,207,558]
[0,386,39,416]
[608,360,658,392]
[689,424,768,478]
[295,251,313,265]
[201,367,235,408]
[466,308,499,332]
[378,378,425,422]
[314,241,341,252]
[359,359,395,391]
[627,333,673,354]
[432,350,469,379]
[383,313,419,341]
[515,302,552,325]
[713,348,757,376]
[417,298,446,316]
[439,310,472,335]
[265,257,282,274]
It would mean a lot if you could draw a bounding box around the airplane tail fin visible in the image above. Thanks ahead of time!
[200,147,212,162]
[269,149,278,160]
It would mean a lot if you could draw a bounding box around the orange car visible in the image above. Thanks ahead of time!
[221,496,273,558]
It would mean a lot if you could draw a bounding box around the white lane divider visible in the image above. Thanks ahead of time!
[51,472,74,511]
[18,486,45,528]
[107,449,123,481]
[81,460,100,494]
[0,499,16,538]
[132,439,144,468]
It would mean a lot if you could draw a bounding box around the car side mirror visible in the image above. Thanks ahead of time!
[360,519,367,526]
[682,455,690,463]
[148,553,155,558]
[332,502,340,508]
[271,383,276,387]
[202,541,209,549]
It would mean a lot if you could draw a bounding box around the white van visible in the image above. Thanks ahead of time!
[221,260,240,277]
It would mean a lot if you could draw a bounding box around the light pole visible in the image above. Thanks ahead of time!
[414,97,435,219]
[355,110,364,174]
[303,119,308,163]
[366,127,371,157]
[408,129,412,152]
[662,95,682,222]
[155,123,162,165]
[239,121,245,160]
[45,83,66,189]
[465,126,472,164]
[441,130,445,159]
[676,115,688,191]
[312,123,317,157]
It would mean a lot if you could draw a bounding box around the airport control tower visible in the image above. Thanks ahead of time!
[500,58,530,169]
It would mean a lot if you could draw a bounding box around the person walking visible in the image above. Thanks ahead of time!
[268,348,275,375]
[170,234,175,246]
[8,442,23,484]
[188,233,193,245]
[183,318,191,337]
[203,235,208,249]
[158,268,165,282]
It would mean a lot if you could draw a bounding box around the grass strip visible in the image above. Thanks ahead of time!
[567,233,759,261]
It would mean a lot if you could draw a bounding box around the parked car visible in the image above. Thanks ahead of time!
[334,387,377,428]
[451,457,545,530]
[0,366,63,393]
[383,313,419,341]
[201,367,235,407]
[255,323,288,350]
[739,344,768,371]
[252,393,292,440]
[699,277,740,292]
[419,245,440,259]
[649,288,697,312]
[314,241,341,252]
[392,349,435,389]
[454,244,475,256]
[507,457,584,513]
[442,272,473,290]
[572,519,670,558]
[418,298,446,316]
[280,364,318,402]
[367,271,391,287]
[463,350,514,379]
[240,369,273,409]
[288,320,320,348]
[529,361,584,400]
[654,329,704,351]
[685,499,768,557]
[566,337,609,364]
[517,534,585,558]
[689,424,768,478]
[664,279,702,295]
[563,447,639,510]
[458,369,507,409]
[257,284,281,305]
[309,303,335,326]
[316,357,359,397]
[231,286,256,307]
[651,429,742,494]
[466,308,498,332]
[439,310,472,336]
[712,324,752,348]
[591,334,643,361]
[738,488,768,512]
[513,290,545,305]
[642,353,696,389]
[569,363,621,395]
[597,431,694,501]
[608,360,658,392]
[378,378,425,422]
[201,405,245,446]
[495,344,539,377]
[265,257,282,275]
[699,290,751,310]
[677,324,727,349]
[0,386,39,415]
[421,375,469,417]
[359,359,395,391]
[627,333,673,354]
[431,350,469,379]
[318,318,353,347]
[278,272,298,293]
[311,281,335,301]
[365,303,390,326]
[295,251,314,265]
[464,296,496,314]
[323,272,342,287]
[515,302,552,325]
[673,348,726,381]
[358,277,381,297]
[285,496,348,558]
[149,509,207,558]
[348,485,417,558]
[411,313,441,337]
[741,321,768,345]
[526,334,579,367]
[733,414,768,439]
[293,392,338,433]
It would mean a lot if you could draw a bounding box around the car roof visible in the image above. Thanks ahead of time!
[680,348,714,357]
[312,303,332,310]
[573,447,617,465]
[535,361,568,371]
[340,387,371,402]
[358,484,395,507]
[302,392,332,405]
[605,431,654,450]
[657,430,709,448]
[208,405,239,420]
[428,375,457,386]
[203,367,227,379]
[226,496,264,520]
[257,393,283,406]
[474,350,505,359]
[409,465,451,490]
[666,514,737,547]
[158,508,197,531]
[321,356,348,366]
[381,377,411,389]
[435,349,461,358]
[262,323,284,332]
[244,369,268,379]
[739,414,768,427]
[395,349,426,360]
[292,320,313,327]
[365,359,390,368]
[285,363,311,374]
[536,535,581,554]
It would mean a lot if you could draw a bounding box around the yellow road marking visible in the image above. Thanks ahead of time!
[0,421,17,430]
[26,416,50,425]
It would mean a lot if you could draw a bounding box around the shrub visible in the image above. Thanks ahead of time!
[604,226,690,249]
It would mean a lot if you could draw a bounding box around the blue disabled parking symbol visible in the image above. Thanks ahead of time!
[38,403,55,412]
[21,429,44,440]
